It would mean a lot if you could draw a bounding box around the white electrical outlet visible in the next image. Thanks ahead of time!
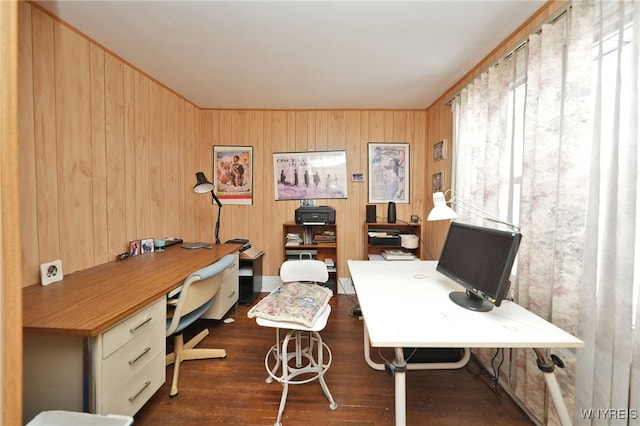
[40,259,63,286]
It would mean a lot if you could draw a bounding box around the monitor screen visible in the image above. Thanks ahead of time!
[436,222,522,312]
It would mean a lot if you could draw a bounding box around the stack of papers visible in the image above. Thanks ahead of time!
[285,233,303,246]
[381,249,416,261]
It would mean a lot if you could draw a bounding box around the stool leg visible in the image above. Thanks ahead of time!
[313,331,337,409]
[266,328,282,384]
[275,331,294,426]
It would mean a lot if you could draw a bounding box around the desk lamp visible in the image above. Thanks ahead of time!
[427,190,520,232]
[194,171,223,244]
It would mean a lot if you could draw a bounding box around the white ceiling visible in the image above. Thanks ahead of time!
[34,0,546,110]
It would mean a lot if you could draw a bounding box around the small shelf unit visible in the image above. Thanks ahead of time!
[364,221,422,260]
[283,222,337,296]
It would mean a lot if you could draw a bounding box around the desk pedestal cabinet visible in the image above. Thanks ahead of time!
[24,298,166,421]
[239,252,264,305]
[22,245,241,424]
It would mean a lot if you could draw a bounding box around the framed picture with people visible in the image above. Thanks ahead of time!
[273,150,347,201]
[213,145,254,205]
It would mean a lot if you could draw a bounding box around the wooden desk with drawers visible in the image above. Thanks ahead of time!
[22,243,241,423]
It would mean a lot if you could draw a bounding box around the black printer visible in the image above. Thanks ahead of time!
[295,206,336,224]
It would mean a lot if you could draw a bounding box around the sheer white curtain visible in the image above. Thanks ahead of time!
[452,0,640,424]
[575,1,640,424]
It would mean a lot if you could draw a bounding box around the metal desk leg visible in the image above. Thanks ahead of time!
[533,348,572,426]
[393,347,407,426]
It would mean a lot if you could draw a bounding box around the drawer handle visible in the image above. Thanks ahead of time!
[128,380,151,402]
[228,290,236,299]
[130,317,153,333]
[129,346,152,365]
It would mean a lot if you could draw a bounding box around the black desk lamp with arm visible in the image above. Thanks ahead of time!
[194,171,223,244]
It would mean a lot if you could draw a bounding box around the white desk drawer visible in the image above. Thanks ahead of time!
[102,298,165,358]
[100,350,165,416]
[101,320,165,393]
[203,253,239,320]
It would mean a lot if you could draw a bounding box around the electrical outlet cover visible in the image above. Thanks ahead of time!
[40,259,63,286]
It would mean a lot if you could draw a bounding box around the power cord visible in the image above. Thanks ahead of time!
[465,351,507,397]
[337,278,362,319]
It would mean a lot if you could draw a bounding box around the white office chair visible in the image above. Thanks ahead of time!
[248,260,337,426]
[165,253,236,397]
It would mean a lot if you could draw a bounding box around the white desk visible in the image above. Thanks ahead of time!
[347,260,584,426]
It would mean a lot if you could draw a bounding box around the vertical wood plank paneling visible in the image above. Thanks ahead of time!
[55,23,93,272]
[177,100,193,239]
[18,2,38,286]
[261,111,278,270]
[148,82,166,237]
[123,64,137,241]
[248,111,264,248]
[196,110,213,241]
[344,110,363,263]
[134,70,151,239]
[17,0,562,286]
[104,53,126,259]
[294,111,308,152]
[89,44,108,264]
[165,92,180,237]
[32,9,59,267]
[1,1,22,422]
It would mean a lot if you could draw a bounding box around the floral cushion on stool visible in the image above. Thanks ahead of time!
[247,282,332,327]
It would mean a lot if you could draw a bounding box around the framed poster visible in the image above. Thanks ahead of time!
[273,150,347,201]
[213,145,253,205]
[367,142,410,203]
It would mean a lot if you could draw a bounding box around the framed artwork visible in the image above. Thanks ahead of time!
[213,145,253,205]
[432,171,445,191]
[367,142,410,203]
[433,139,446,161]
[273,150,348,201]
[141,238,154,254]
[129,240,141,256]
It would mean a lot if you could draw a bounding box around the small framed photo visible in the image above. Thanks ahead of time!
[141,238,154,254]
[432,171,445,191]
[129,240,141,256]
[433,139,446,161]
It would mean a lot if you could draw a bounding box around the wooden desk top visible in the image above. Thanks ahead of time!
[23,243,241,337]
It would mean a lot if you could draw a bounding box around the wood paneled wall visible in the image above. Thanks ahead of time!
[3,1,23,423]
[19,3,202,286]
[19,0,562,286]
[18,2,426,286]
[199,110,426,277]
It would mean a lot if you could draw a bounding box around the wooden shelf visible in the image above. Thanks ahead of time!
[364,221,422,260]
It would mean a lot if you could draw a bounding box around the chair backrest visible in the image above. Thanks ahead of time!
[280,259,328,283]
[167,253,236,336]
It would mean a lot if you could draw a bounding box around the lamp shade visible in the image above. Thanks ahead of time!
[194,172,214,193]
[427,191,458,221]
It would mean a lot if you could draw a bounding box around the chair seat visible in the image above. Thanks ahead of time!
[256,304,331,332]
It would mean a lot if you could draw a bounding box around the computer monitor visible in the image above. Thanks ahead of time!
[436,222,522,312]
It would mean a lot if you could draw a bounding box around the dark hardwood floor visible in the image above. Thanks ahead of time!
[134,294,534,425]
